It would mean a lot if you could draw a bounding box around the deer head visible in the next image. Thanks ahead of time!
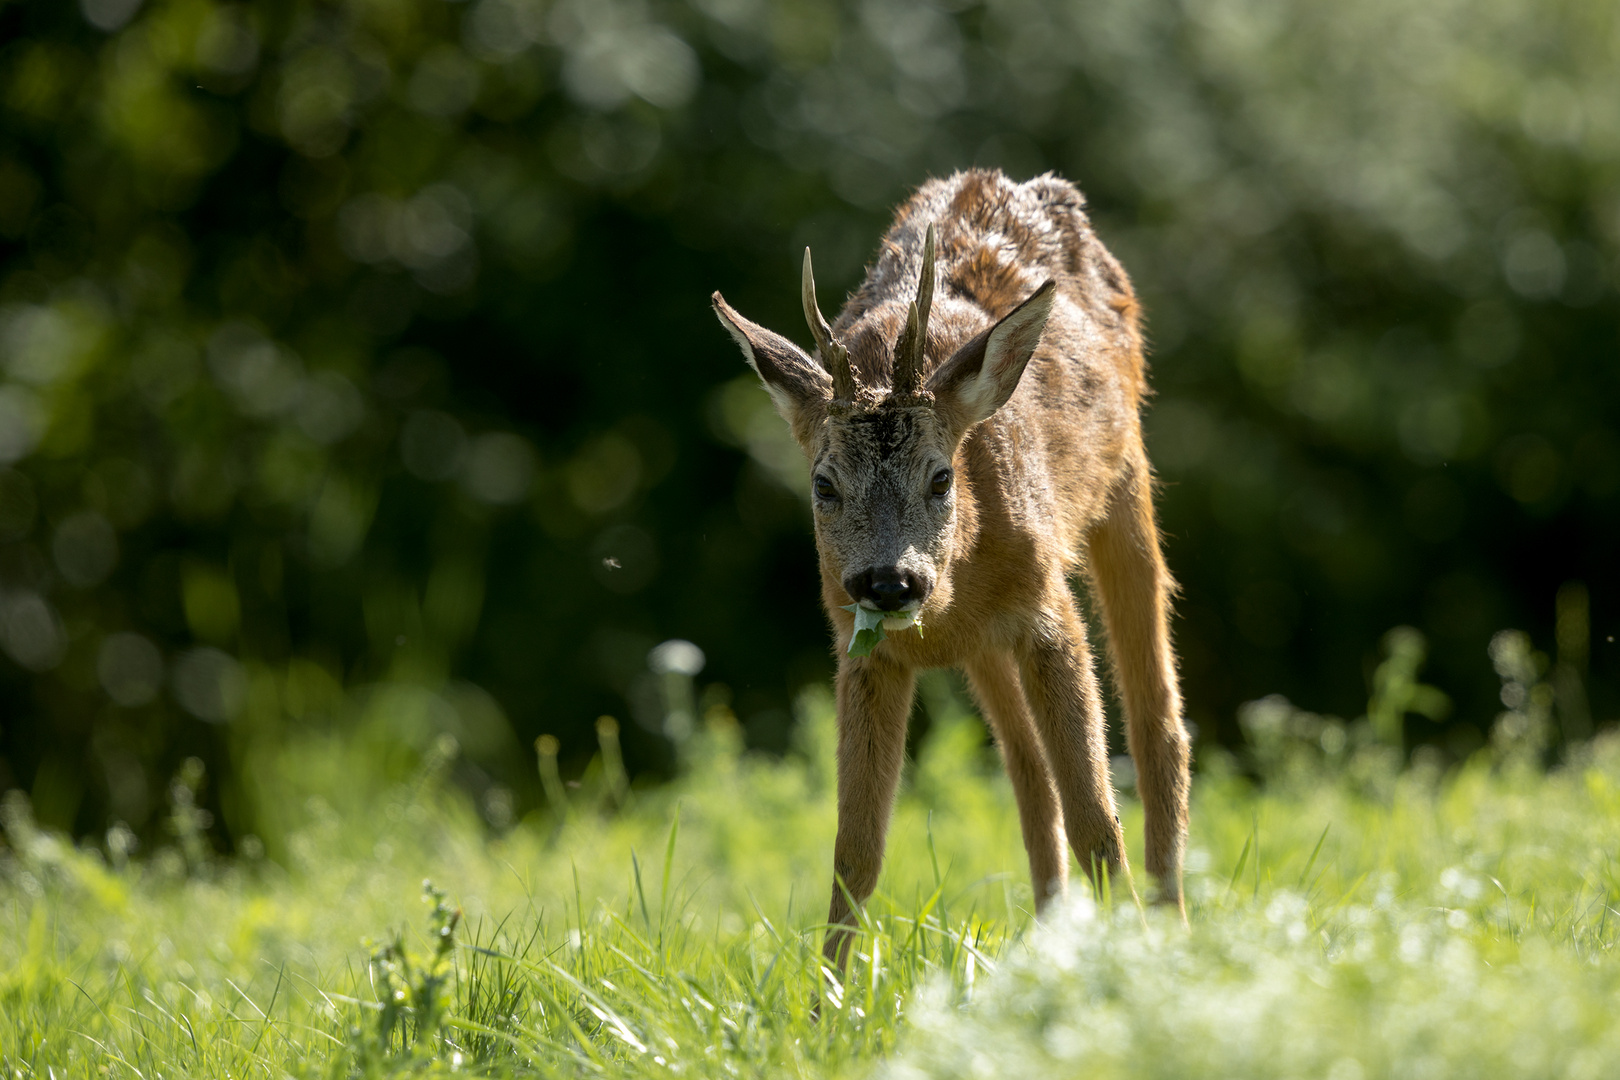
[713,225,1057,615]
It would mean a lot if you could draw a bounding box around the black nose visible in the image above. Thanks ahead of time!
[844,567,927,612]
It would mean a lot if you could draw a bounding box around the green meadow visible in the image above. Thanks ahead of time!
[5,674,1619,1079]
[4,1,1617,1076]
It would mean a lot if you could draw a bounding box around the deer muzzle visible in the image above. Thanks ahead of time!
[844,566,930,612]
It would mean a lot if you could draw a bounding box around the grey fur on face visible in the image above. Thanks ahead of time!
[811,407,955,611]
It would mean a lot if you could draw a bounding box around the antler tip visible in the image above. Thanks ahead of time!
[893,222,939,396]
[801,242,856,400]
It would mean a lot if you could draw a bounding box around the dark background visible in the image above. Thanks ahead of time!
[1,0,1616,846]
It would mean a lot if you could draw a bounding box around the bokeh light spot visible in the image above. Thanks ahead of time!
[400,410,468,482]
[97,631,164,707]
[462,432,537,505]
[172,646,247,723]
[52,511,119,588]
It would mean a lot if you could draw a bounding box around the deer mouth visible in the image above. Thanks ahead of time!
[876,608,922,632]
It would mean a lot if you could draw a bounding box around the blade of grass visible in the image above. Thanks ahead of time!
[1298,824,1331,888]
[631,849,651,935]
[1228,833,1253,893]
[660,804,680,954]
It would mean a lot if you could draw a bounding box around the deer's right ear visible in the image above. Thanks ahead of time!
[712,292,832,423]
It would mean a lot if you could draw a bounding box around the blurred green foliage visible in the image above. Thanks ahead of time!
[0,0,1616,845]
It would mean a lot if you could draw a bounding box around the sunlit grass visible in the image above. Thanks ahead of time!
[4,689,1620,1077]
[894,745,1620,1080]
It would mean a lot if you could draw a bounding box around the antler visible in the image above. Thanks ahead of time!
[892,222,936,398]
[802,247,856,402]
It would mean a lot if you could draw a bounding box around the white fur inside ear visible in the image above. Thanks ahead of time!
[715,305,799,420]
[715,308,762,374]
[759,382,797,420]
[956,363,1005,425]
[960,287,1055,424]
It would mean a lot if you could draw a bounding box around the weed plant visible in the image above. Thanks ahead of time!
[3,681,1620,1077]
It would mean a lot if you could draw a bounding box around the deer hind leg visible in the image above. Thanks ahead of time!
[1016,587,1133,898]
[964,650,1068,911]
[1087,465,1191,915]
[823,653,915,972]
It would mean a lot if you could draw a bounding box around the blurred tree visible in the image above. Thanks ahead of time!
[0,0,1615,845]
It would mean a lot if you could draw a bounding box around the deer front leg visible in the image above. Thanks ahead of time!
[1088,466,1190,916]
[964,650,1067,911]
[823,653,914,972]
[1017,591,1133,899]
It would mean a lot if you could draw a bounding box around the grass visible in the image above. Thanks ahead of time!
[3,681,1620,1078]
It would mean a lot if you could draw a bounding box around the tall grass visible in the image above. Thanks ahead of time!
[3,682,1620,1077]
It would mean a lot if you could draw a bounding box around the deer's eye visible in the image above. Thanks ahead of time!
[930,468,953,498]
[814,475,838,501]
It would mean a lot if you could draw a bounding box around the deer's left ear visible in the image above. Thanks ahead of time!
[712,292,832,424]
[927,281,1056,431]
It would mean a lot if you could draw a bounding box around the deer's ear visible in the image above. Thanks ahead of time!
[927,281,1056,430]
[712,292,832,423]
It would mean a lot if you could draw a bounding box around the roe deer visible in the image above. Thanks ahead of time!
[711,169,1190,969]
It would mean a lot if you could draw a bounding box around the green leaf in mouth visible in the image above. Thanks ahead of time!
[841,605,922,657]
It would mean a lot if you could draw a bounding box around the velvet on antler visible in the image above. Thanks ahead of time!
[891,222,937,399]
[802,247,857,403]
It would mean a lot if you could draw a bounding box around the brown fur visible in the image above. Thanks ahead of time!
[712,170,1191,972]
